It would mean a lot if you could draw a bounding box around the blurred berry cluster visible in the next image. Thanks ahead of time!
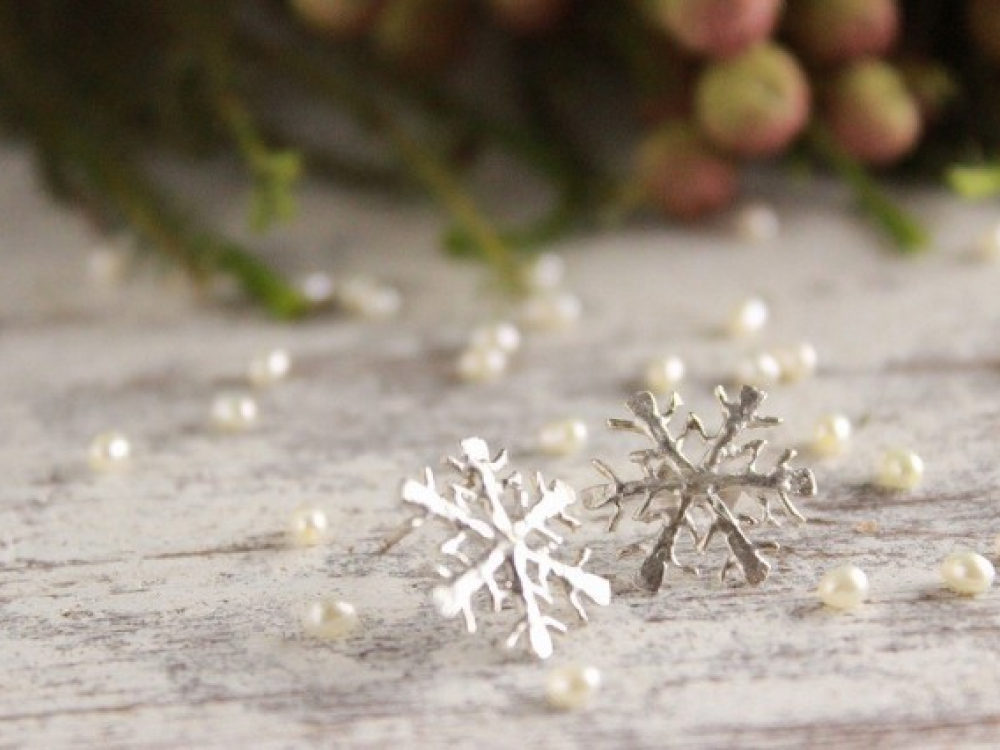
[0,1,994,315]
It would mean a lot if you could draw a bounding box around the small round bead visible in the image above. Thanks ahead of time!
[974,224,1000,261]
[878,448,924,490]
[817,565,870,610]
[537,419,589,456]
[734,202,780,243]
[812,414,852,457]
[519,292,582,331]
[248,349,292,387]
[727,297,769,336]
[777,342,819,383]
[87,248,129,285]
[644,355,686,393]
[301,599,359,639]
[524,252,566,291]
[88,431,132,472]
[941,552,995,596]
[546,665,601,710]
[456,346,508,383]
[470,322,521,354]
[210,393,259,431]
[338,276,401,320]
[298,272,337,307]
[288,506,330,546]
[735,351,782,388]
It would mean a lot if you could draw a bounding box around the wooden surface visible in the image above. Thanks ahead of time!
[4,145,1000,749]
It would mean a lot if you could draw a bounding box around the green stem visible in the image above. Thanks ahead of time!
[809,128,929,254]
[946,162,1000,198]
[178,1,301,231]
[243,30,526,292]
[0,9,308,319]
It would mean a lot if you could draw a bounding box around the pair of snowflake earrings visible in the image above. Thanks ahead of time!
[381,385,817,659]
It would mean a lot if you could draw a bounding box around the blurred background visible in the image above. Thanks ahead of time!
[0,0,998,316]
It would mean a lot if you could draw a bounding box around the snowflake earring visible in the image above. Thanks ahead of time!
[382,437,610,659]
[582,386,816,590]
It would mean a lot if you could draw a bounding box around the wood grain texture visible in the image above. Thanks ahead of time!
[2,147,1000,749]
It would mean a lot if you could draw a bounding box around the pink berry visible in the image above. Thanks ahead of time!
[489,0,571,33]
[636,123,739,219]
[695,43,811,156]
[824,59,922,165]
[289,0,385,36]
[785,0,899,64]
[651,0,783,58]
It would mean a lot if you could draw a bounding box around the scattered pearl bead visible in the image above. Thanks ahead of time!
[973,224,1000,261]
[288,506,330,546]
[470,322,521,354]
[338,276,401,320]
[298,272,336,307]
[735,202,780,243]
[87,248,129,285]
[941,552,995,595]
[817,565,870,610]
[812,414,852,457]
[524,252,566,291]
[456,346,508,383]
[776,342,818,383]
[735,351,782,388]
[88,431,132,472]
[537,419,589,456]
[210,393,259,431]
[248,349,292,387]
[878,448,924,491]
[545,665,601,710]
[301,599,359,639]
[519,291,582,331]
[727,297,769,337]
[644,355,685,393]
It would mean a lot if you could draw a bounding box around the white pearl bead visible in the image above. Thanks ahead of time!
[537,419,589,456]
[456,346,508,383]
[941,552,995,595]
[288,506,330,546]
[644,356,685,393]
[87,248,129,285]
[338,276,401,320]
[210,393,259,431]
[470,322,521,354]
[735,351,782,388]
[817,565,869,610]
[776,342,818,383]
[812,414,852,457]
[519,292,582,331]
[727,297,769,336]
[735,202,780,243]
[878,448,924,490]
[301,599,359,639]
[546,665,601,710]
[248,349,292,387]
[974,224,1000,261]
[298,272,336,307]
[88,431,132,472]
[524,252,566,291]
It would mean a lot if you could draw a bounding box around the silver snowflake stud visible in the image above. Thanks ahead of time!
[582,386,817,591]
[382,437,610,659]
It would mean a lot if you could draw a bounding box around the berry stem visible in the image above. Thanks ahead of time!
[809,128,928,254]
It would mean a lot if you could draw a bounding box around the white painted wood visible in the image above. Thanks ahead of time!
[3,145,1000,748]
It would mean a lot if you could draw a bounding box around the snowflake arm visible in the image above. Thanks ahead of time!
[589,386,817,589]
[391,438,610,658]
